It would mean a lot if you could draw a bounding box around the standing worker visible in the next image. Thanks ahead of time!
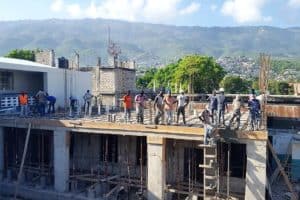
[154,91,164,125]
[208,90,218,123]
[123,90,132,123]
[135,90,147,124]
[217,88,228,126]
[83,90,93,117]
[163,91,176,125]
[35,89,47,116]
[176,90,189,125]
[46,93,56,114]
[228,95,242,129]
[18,91,28,117]
[248,94,261,131]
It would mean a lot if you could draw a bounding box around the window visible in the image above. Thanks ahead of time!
[0,71,13,90]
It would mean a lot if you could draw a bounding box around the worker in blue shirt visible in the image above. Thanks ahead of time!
[46,93,56,114]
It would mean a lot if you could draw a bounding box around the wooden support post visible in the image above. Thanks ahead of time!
[267,140,298,200]
[14,123,31,199]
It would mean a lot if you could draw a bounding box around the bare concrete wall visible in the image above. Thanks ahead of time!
[245,140,266,200]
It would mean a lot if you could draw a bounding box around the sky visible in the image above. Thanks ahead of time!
[0,0,300,27]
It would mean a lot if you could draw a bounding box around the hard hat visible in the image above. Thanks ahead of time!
[219,88,225,92]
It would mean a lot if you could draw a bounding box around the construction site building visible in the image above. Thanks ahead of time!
[0,55,299,200]
[0,96,299,199]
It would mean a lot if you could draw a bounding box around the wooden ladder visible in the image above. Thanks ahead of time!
[199,143,218,199]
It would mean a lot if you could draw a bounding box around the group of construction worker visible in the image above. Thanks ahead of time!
[18,89,94,118]
[122,90,189,125]
[200,88,261,145]
[18,90,56,117]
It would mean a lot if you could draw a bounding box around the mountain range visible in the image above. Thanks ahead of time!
[0,19,300,67]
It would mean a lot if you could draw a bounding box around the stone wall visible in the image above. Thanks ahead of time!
[90,66,136,106]
[99,69,116,93]
[35,50,55,67]
[115,68,136,93]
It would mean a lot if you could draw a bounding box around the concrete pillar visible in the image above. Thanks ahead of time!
[0,127,4,180]
[147,136,166,200]
[54,130,70,192]
[245,140,267,200]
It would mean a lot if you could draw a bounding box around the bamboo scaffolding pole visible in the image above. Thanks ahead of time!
[14,123,32,200]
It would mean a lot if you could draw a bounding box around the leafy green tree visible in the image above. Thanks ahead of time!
[136,67,157,89]
[268,80,294,95]
[174,55,226,93]
[151,63,178,91]
[5,49,35,61]
[220,76,251,94]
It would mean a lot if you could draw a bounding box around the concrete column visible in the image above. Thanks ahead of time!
[54,130,70,192]
[147,136,166,200]
[0,127,4,180]
[245,140,267,200]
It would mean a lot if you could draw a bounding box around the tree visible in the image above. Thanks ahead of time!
[268,80,294,95]
[152,63,178,91]
[137,55,225,93]
[136,67,157,89]
[220,76,251,94]
[174,55,226,93]
[5,49,35,61]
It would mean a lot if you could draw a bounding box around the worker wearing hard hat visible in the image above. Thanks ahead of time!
[216,88,228,126]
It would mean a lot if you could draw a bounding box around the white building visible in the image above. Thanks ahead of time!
[0,57,92,108]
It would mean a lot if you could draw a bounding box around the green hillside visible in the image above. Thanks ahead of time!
[0,19,300,66]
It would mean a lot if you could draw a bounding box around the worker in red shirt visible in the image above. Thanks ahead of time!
[123,90,132,123]
[18,91,29,117]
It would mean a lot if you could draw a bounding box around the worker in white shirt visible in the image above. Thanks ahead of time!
[176,90,189,125]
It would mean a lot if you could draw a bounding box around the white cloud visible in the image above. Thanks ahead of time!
[51,0,200,23]
[50,0,64,12]
[143,0,181,21]
[86,0,143,21]
[210,4,217,12]
[179,2,200,15]
[67,4,81,17]
[288,0,300,8]
[221,0,271,23]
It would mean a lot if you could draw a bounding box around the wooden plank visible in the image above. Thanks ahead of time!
[270,139,292,185]
[147,136,164,145]
[267,140,298,200]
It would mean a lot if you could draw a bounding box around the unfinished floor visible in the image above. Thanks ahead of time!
[0,112,269,200]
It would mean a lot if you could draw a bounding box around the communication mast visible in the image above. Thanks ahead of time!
[107,26,121,67]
